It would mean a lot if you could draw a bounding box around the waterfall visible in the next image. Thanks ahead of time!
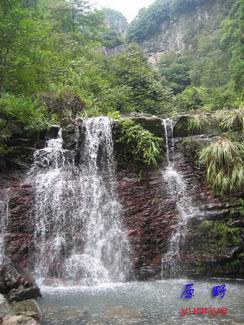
[0,190,9,265]
[29,117,131,286]
[162,119,198,276]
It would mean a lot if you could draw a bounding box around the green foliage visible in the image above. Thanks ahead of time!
[127,0,207,42]
[218,109,244,132]
[0,94,48,133]
[199,138,244,196]
[187,114,210,133]
[118,119,163,168]
[176,87,206,111]
[200,220,241,250]
[0,94,48,163]
[158,52,192,94]
[107,44,172,114]
[102,31,124,48]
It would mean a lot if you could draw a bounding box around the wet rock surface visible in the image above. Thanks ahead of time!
[0,115,243,281]
[3,315,40,325]
[0,263,41,303]
[0,294,10,319]
[10,300,41,322]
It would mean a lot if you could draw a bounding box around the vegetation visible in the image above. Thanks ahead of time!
[128,0,243,111]
[200,220,241,251]
[127,0,207,42]
[218,109,244,132]
[101,8,128,48]
[0,0,172,164]
[187,114,210,134]
[199,138,244,196]
[118,119,163,168]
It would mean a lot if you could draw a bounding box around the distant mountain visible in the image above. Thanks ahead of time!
[127,0,238,62]
[102,8,128,35]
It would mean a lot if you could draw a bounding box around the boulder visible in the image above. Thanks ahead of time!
[129,114,164,138]
[10,300,42,322]
[0,263,41,303]
[47,125,60,140]
[3,315,39,325]
[0,294,10,319]
[41,92,85,117]
[62,121,80,150]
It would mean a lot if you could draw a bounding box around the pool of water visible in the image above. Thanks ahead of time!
[39,279,244,324]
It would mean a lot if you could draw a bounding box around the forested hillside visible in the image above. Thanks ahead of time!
[128,0,244,111]
[0,0,172,167]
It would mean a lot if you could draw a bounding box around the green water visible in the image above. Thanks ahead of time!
[39,279,244,324]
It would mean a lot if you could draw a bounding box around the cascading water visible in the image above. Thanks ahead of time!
[29,117,131,286]
[0,190,9,265]
[162,118,198,276]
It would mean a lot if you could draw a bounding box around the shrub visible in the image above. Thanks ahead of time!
[199,137,244,196]
[118,119,163,168]
[0,94,48,133]
[187,114,211,133]
[218,109,244,132]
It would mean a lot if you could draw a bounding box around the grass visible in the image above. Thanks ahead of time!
[199,137,244,196]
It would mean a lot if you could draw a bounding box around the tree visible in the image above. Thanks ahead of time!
[107,44,173,114]
[158,52,192,94]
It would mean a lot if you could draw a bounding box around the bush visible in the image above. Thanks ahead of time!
[199,137,244,196]
[176,87,206,111]
[187,114,211,133]
[118,119,163,168]
[218,109,244,132]
[0,94,48,133]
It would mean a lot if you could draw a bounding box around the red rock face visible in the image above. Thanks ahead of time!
[117,169,178,279]
[4,181,35,268]
[1,138,243,279]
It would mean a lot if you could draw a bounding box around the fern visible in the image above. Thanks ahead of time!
[118,119,163,168]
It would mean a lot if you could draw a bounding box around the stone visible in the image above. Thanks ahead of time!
[3,315,40,325]
[0,294,10,319]
[128,113,165,138]
[10,300,42,322]
[7,287,41,304]
[102,306,143,322]
[62,122,79,150]
[0,263,41,303]
[41,92,85,117]
[173,115,192,137]
[47,125,60,140]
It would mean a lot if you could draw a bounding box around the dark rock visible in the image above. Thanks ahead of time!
[0,263,41,303]
[41,92,85,117]
[128,114,164,138]
[47,125,60,140]
[173,115,191,137]
[62,121,80,150]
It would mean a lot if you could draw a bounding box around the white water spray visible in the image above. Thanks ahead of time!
[162,119,198,276]
[0,190,9,265]
[30,117,131,286]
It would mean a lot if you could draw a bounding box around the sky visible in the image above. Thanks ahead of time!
[93,0,154,22]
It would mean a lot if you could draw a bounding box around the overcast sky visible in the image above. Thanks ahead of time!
[93,0,154,22]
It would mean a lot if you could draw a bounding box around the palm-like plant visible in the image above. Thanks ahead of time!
[187,114,210,134]
[218,109,244,132]
[199,138,244,196]
[119,119,163,168]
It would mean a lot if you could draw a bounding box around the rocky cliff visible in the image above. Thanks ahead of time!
[0,115,243,281]
[127,0,234,63]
